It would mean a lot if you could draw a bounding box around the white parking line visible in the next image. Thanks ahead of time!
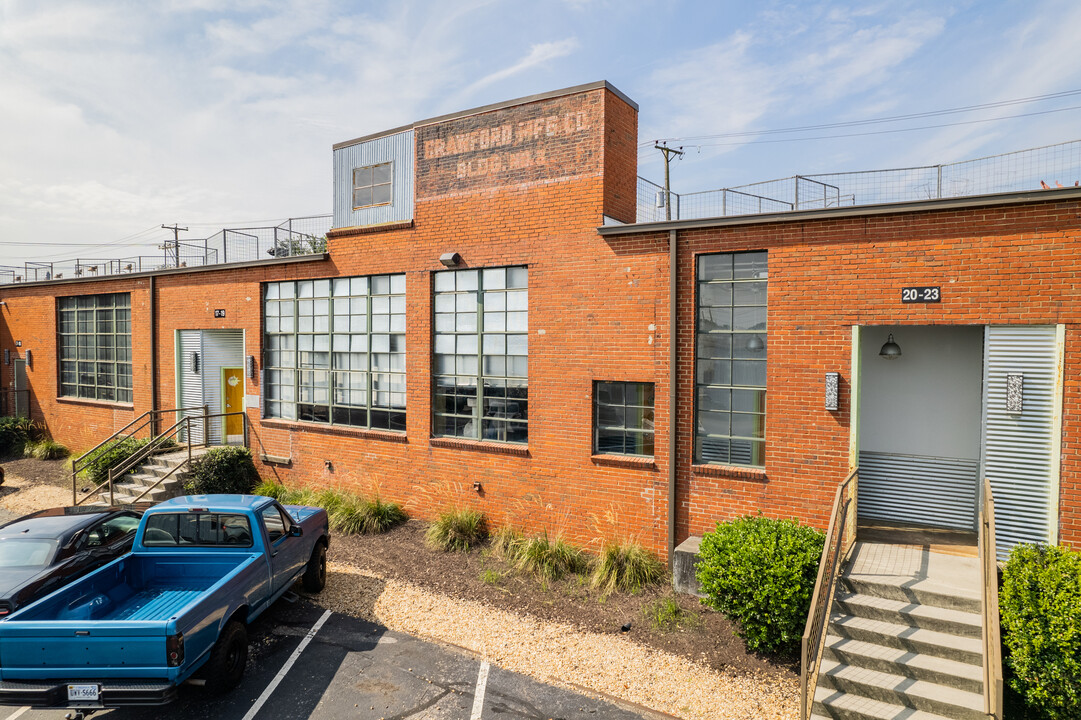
[469,660,490,720]
[241,609,332,720]
[1,707,28,720]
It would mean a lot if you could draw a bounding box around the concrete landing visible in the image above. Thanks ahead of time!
[846,540,981,610]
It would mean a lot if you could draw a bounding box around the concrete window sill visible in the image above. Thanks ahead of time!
[258,418,407,443]
[56,396,135,411]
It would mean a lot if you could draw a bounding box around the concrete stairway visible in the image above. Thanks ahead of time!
[96,448,210,506]
[812,540,985,720]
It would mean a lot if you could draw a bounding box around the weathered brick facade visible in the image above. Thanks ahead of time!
[2,80,1079,557]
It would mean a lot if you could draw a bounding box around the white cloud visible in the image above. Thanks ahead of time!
[456,38,581,100]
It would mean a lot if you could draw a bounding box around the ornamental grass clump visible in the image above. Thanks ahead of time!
[254,483,407,536]
[426,507,486,552]
[0,417,33,456]
[591,539,665,594]
[23,439,69,460]
[1000,543,1081,720]
[696,515,824,655]
[513,531,590,581]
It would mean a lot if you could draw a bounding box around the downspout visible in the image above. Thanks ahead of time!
[149,275,159,435]
[667,228,677,565]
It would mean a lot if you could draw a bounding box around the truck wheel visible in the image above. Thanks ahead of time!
[204,621,248,694]
[302,542,327,592]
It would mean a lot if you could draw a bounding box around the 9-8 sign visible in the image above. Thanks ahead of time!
[901,286,941,303]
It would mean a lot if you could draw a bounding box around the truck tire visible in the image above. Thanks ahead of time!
[302,542,327,592]
[204,621,248,694]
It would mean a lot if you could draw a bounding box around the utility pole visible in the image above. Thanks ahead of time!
[654,143,684,221]
[160,224,188,267]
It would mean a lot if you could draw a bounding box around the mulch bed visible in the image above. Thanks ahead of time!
[0,455,73,488]
[329,519,796,679]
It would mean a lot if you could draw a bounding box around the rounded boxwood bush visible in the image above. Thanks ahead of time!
[696,515,824,655]
[184,446,260,495]
[1001,543,1081,720]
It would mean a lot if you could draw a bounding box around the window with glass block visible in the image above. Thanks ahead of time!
[594,382,655,456]
[263,275,406,430]
[696,251,767,467]
[57,293,132,402]
[433,266,527,443]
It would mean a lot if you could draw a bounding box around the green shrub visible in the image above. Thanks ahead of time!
[591,540,664,594]
[23,439,69,460]
[1001,543,1081,720]
[696,515,824,655]
[81,437,148,487]
[426,508,486,552]
[0,416,34,456]
[643,597,700,632]
[183,446,259,495]
[514,531,590,581]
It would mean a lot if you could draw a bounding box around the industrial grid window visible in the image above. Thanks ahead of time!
[352,162,393,209]
[433,266,528,444]
[695,251,767,467]
[263,275,406,430]
[594,382,655,456]
[57,293,132,403]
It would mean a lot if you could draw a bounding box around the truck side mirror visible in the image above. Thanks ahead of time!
[289,525,303,538]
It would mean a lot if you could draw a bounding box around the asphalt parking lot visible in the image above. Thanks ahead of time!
[1,598,655,720]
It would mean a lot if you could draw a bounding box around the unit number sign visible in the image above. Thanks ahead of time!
[901,286,941,303]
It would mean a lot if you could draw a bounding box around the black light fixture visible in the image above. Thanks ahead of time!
[879,333,902,359]
[246,355,257,380]
[24,349,32,369]
[440,252,461,268]
[190,351,200,374]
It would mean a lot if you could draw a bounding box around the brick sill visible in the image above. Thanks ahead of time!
[429,437,530,457]
[56,396,134,411]
[692,463,768,481]
[591,454,655,469]
[258,418,407,443]
[327,220,414,237]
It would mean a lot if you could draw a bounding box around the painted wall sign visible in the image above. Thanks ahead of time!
[214,309,226,318]
[901,286,941,303]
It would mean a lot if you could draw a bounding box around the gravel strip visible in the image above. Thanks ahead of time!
[0,474,70,514]
[319,562,798,720]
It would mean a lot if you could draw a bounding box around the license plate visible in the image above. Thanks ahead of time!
[67,684,100,702]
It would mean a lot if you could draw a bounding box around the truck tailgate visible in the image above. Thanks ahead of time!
[0,622,168,678]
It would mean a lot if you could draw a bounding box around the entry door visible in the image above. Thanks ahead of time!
[222,368,244,441]
[13,359,27,418]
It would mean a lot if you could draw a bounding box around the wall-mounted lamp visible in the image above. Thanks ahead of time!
[0,301,6,306]
[24,349,32,369]
[439,252,462,268]
[1006,374,1023,414]
[246,355,257,380]
[825,372,839,411]
[3,349,8,365]
[878,333,902,359]
[190,351,200,374]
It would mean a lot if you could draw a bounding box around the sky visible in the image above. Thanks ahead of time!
[1,0,1080,267]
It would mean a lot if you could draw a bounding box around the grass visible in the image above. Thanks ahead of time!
[22,439,70,460]
[254,482,407,535]
[513,531,591,581]
[642,597,701,632]
[426,507,486,552]
[591,539,665,594]
[479,568,504,585]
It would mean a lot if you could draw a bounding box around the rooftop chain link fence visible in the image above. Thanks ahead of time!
[637,139,1081,223]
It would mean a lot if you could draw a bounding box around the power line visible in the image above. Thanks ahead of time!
[642,87,1081,147]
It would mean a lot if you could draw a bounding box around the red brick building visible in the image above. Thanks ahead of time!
[2,81,1079,560]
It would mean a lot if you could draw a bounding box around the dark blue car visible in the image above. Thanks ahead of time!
[0,506,142,618]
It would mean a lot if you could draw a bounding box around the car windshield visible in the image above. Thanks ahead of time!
[0,538,57,568]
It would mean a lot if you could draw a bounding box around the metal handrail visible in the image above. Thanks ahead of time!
[979,476,1003,719]
[70,406,206,504]
[800,468,859,720]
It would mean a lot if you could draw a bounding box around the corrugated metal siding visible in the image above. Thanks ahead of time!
[983,325,1061,555]
[858,451,980,530]
[202,330,244,443]
[178,331,204,444]
[333,130,414,228]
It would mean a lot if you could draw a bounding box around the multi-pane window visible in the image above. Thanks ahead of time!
[696,251,767,467]
[433,267,528,443]
[594,382,655,456]
[263,275,406,431]
[352,162,393,209]
[58,293,132,403]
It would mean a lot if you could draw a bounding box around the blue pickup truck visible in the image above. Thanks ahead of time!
[0,494,329,710]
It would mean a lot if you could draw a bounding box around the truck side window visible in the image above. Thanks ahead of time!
[262,506,287,543]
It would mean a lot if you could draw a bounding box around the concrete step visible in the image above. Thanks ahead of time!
[817,659,984,720]
[828,614,982,666]
[834,592,982,639]
[812,685,963,720]
[114,482,173,501]
[823,635,983,694]
[841,575,980,614]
